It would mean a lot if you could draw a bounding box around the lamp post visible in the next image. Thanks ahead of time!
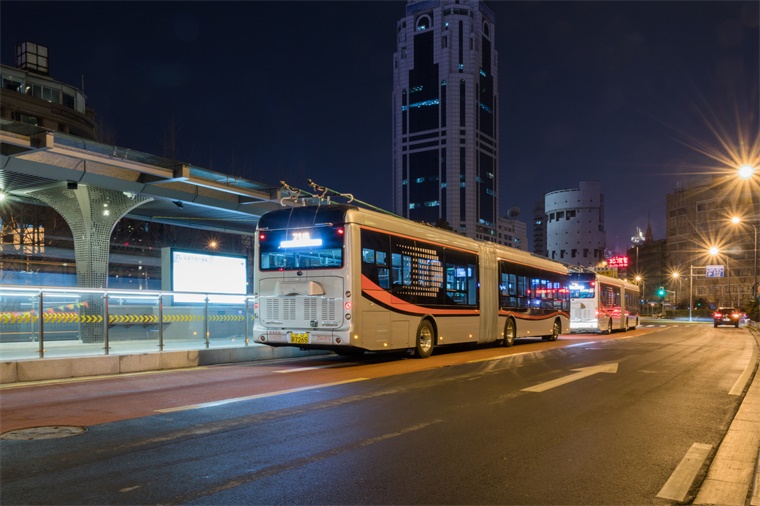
[671,271,681,307]
[689,265,693,322]
[731,217,758,304]
[709,246,730,306]
[635,275,645,315]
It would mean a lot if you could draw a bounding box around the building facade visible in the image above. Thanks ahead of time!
[545,181,606,267]
[532,200,547,256]
[495,214,527,251]
[392,0,499,242]
[627,223,668,310]
[0,42,96,139]
[666,174,759,309]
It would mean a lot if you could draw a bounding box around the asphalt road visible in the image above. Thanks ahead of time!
[0,322,755,505]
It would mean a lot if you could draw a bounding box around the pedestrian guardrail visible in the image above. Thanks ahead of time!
[0,286,256,360]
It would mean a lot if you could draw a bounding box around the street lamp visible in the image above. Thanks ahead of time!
[731,216,758,304]
[689,265,693,322]
[671,271,681,307]
[635,275,645,315]
[738,164,755,180]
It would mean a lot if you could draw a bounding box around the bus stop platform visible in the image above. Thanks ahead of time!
[0,343,327,384]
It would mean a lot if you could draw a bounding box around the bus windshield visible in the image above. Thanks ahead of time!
[258,226,344,271]
[569,274,596,298]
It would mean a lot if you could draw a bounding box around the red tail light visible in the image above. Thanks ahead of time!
[714,312,722,318]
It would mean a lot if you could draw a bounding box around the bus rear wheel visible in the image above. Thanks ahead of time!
[503,318,516,347]
[414,320,435,358]
[546,319,560,341]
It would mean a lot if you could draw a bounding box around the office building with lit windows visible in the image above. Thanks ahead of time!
[496,214,527,251]
[666,174,759,308]
[392,0,498,242]
[533,200,547,256]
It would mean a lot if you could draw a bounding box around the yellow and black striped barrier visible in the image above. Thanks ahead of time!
[0,312,255,325]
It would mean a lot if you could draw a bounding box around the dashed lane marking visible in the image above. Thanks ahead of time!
[273,364,349,373]
[729,342,758,396]
[155,378,370,413]
[657,442,712,502]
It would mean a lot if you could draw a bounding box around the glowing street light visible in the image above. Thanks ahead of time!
[738,164,755,180]
[635,275,645,314]
[671,271,681,304]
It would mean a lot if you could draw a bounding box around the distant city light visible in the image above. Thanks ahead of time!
[709,246,719,256]
[738,164,755,179]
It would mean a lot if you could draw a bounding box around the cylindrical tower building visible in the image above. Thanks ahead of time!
[545,181,606,267]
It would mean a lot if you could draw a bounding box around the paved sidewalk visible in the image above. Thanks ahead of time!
[695,324,760,506]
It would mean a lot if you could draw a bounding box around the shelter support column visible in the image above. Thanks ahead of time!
[29,185,153,342]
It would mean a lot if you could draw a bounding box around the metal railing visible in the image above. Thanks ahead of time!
[0,286,256,361]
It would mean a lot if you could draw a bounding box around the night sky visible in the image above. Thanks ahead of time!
[2,1,758,253]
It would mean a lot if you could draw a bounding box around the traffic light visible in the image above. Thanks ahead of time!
[657,287,666,298]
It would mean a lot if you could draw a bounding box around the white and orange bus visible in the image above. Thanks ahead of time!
[568,272,640,334]
[252,204,570,357]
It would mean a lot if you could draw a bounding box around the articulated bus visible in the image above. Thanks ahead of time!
[568,272,640,334]
[252,204,570,358]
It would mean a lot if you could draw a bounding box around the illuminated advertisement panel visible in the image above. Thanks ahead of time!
[163,249,247,303]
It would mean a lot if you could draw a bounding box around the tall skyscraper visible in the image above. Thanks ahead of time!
[392,0,498,241]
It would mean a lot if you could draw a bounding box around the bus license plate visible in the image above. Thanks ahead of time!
[290,332,309,344]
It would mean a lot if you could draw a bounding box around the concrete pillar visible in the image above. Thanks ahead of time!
[30,185,153,342]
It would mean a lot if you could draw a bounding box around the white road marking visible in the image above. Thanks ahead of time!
[729,343,758,396]
[274,364,347,373]
[466,351,531,364]
[564,341,595,348]
[657,443,712,501]
[155,378,369,413]
[120,486,141,493]
[521,363,619,393]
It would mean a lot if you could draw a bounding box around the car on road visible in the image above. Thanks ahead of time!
[713,307,741,327]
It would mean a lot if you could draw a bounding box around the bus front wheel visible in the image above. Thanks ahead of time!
[414,320,435,358]
[503,319,516,347]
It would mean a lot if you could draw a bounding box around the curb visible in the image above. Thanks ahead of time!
[694,325,760,505]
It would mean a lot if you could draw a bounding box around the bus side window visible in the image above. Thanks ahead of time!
[392,253,403,287]
[376,251,390,289]
[361,248,379,284]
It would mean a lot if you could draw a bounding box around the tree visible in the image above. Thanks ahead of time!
[434,219,454,231]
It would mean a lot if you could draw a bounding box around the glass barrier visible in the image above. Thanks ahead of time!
[0,286,255,360]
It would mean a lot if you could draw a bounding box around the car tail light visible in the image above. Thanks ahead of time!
[714,312,722,318]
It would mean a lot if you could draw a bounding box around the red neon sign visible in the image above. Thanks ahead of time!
[607,255,629,268]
